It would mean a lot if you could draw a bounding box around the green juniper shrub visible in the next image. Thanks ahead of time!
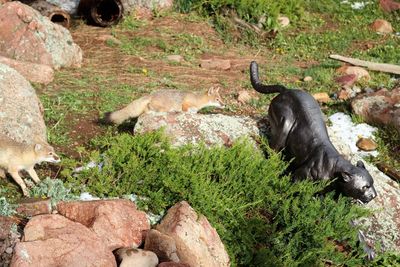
[63,131,389,266]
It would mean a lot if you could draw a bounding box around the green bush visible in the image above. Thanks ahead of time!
[174,0,304,43]
[63,131,385,266]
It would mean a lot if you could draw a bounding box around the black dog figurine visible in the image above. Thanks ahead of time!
[250,61,377,203]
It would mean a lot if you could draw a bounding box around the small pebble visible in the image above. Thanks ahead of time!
[303,76,313,82]
[356,138,378,151]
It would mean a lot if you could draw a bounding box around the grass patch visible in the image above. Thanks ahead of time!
[369,125,400,177]
[61,131,387,266]
[119,32,208,62]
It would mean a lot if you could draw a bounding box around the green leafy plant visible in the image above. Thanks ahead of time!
[29,178,78,207]
[0,196,16,216]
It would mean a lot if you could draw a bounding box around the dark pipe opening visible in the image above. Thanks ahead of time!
[78,0,123,27]
[91,0,123,27]
[50,14,69,28]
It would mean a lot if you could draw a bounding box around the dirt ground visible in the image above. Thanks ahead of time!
[45,15,272,156]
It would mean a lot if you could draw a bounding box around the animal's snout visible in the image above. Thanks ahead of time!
[52,154,61,163]
[362,186,377,203]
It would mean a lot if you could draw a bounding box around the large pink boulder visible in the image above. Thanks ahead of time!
[0,1,82,69]
[57,199,150,250]
[155,201,230,267]
[11,214,116,267]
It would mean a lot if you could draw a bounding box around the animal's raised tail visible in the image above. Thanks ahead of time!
[250,61,287,94]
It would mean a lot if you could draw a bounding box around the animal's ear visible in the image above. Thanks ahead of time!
[34,143,42,152]
[207,87,214,95]
[341,172,353,183]
[356,160,366,169]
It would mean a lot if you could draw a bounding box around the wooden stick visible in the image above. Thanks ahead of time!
[329,54,400,75]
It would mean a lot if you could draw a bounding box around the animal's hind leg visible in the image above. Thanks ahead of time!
[8,169,29,196]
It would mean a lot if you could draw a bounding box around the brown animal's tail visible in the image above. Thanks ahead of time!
[102,96,151,125]
[250,61,287,94]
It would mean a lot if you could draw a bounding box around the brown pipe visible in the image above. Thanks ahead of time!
[78,0,124,27]
[27,0,71,28]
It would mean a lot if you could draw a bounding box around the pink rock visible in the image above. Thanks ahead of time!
[16,198,52,217]
[200,59,231,71]
[0,56,54,84]
[379,0,400,13]
[0,2,82,69]
[335,74,357,87]
[11,214,116,267]
[144,229,180,262]
[0,216,15,240]
[57,199,150,250]
[370,19,393,33]
[351,87,400,132]
[336,66,370,81]
[156,201,230,267]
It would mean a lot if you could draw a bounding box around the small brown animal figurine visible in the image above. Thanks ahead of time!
[0,135,61,196]
[104,87,224,125]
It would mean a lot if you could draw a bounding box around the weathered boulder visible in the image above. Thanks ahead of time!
[135,113,259,147]
[11,214,116,267]
[57,199,150,251]
[0,63,47,144]
[155,201,230,267]
[0,1,82,69]
[351,87,400,133]
[0,55,54,84]
[327,113,400,254]
[144,229,180,263]
[115,247,159,267]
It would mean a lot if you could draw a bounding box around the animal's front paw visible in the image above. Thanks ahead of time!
[22,187,30,197]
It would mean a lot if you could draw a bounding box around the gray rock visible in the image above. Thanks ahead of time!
[134,113,259,147]
[327,114,400,254]
[0,63,47,144]
[122,0,173,14]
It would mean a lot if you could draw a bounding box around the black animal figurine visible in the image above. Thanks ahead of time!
[250,61,377,203]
